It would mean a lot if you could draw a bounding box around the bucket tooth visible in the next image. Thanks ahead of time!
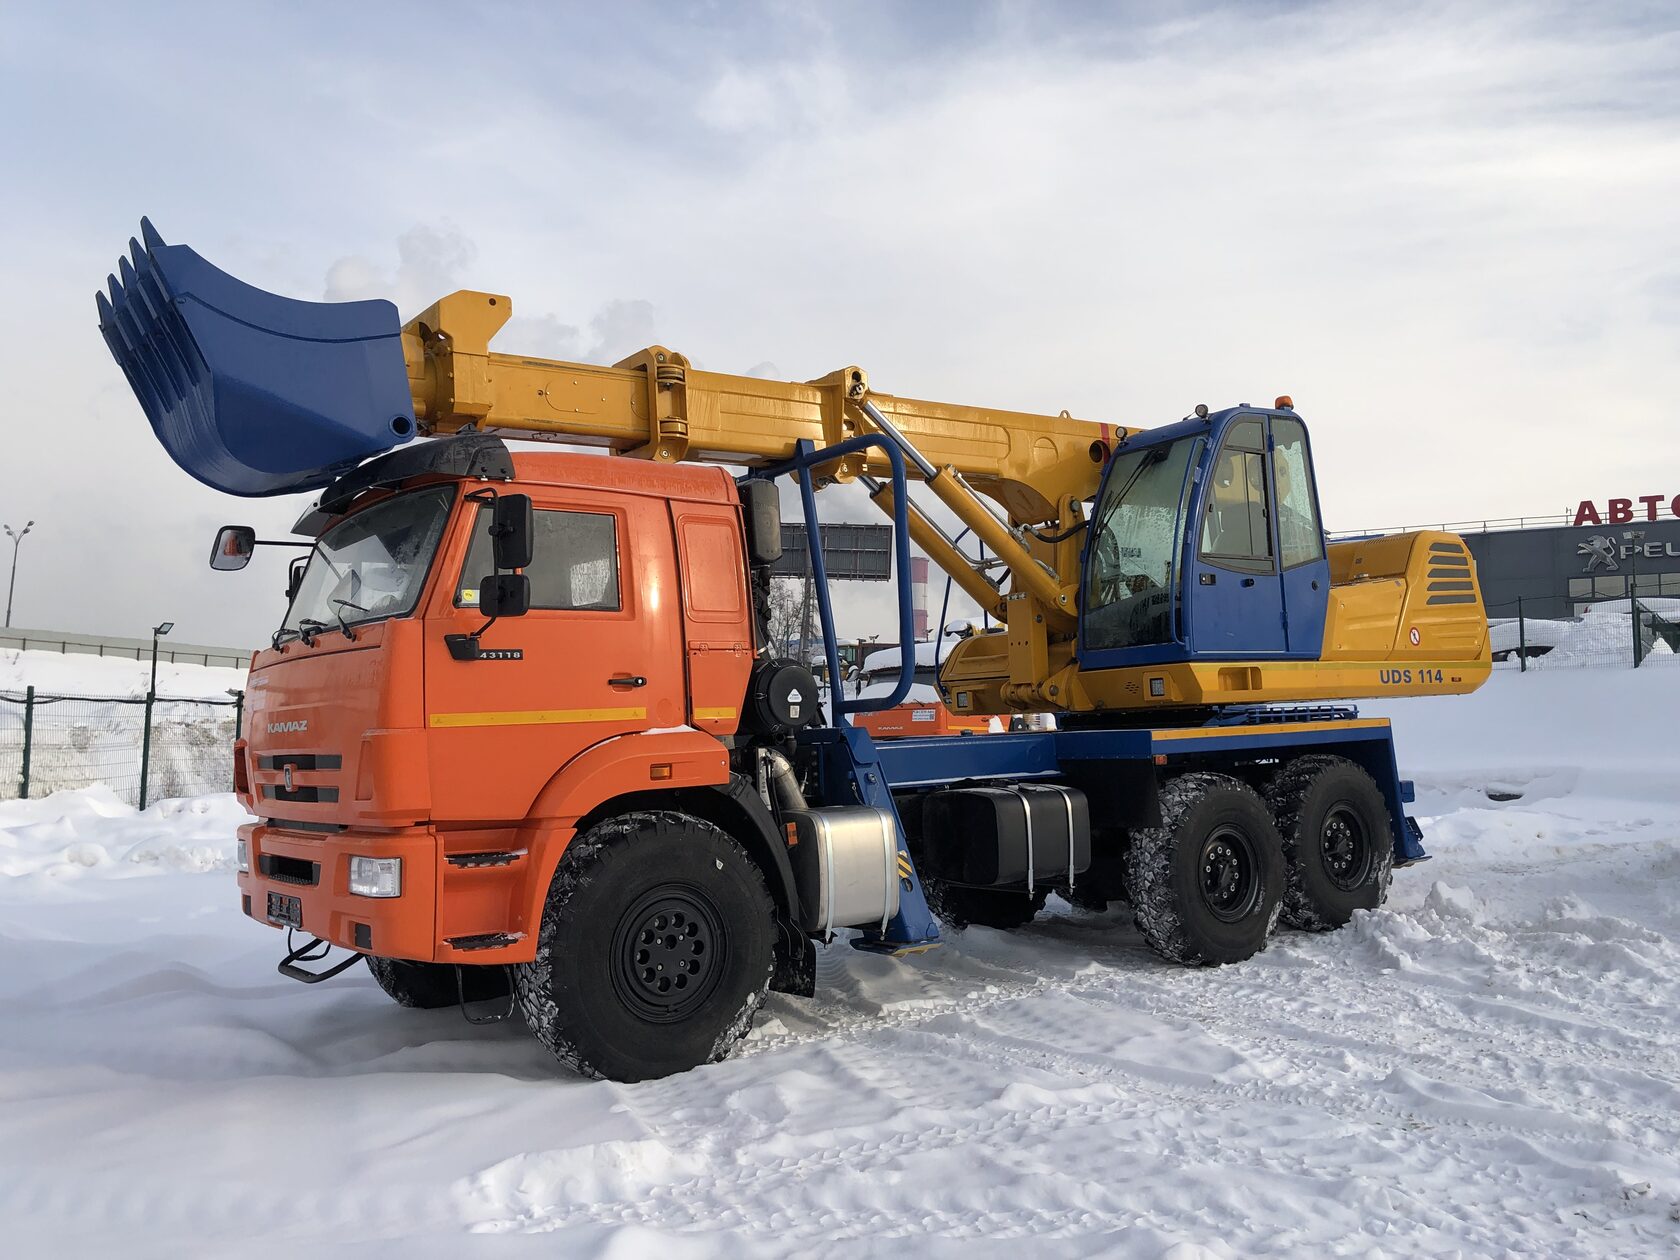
[93,219,416,497]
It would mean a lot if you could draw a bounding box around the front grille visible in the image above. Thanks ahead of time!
[259,853,321,886]
[261,784,340,804]
[258,753,342,771]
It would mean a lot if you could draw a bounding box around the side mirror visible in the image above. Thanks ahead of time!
[209,525,256,571]
[286,555,308,601]
[490,494,534,571]
[478,573,530,618]
[738,480,782,566]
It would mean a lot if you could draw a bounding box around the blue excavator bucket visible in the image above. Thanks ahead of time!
[95,219,416,497]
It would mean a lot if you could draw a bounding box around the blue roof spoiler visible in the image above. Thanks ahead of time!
[95,219,416,497]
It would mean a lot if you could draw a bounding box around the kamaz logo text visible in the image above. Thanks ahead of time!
[268,720,309,734]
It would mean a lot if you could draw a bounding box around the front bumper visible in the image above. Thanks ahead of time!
[237,820,441,962]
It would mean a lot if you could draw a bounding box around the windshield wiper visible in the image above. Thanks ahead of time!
[271,626,300,649]
[296,617,330,646]
[331,598,368,639]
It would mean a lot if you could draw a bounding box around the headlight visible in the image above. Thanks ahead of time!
[348,856,402,898]
[236,838,250,873]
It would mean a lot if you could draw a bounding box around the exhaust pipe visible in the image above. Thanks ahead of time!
[95,219,416,497]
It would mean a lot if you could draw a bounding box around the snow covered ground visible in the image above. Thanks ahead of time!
[0,645,249,700]
[3,669,1678,1256]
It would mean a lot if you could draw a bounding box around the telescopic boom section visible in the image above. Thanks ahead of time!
[403,291,1131,625]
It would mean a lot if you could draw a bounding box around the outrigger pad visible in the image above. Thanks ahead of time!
[95,219,415,497]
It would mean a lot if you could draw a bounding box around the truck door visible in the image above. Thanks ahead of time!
[1187,416,1287,656]
[1270,415,1331,657]
[423,490,685,822]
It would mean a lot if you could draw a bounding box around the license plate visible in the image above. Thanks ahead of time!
[267,891,303,929]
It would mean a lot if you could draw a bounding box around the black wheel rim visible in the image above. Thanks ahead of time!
[1199,824,1261,923]
[609,884,728,1024]
[1321,803,1372,892]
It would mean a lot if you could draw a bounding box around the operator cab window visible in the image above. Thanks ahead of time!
[456,506,622,611]
[1199,418,1273,573]
[1270,416,1325,568]
[1082,435,1203,650]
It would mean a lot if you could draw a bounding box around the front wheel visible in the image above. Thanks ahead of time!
[1124,772,1284,965]
[514,811,775,1082]
[366,956,509,1009]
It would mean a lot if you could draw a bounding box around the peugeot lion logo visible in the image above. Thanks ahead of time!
[1578,535,1618,573]
[268,720,309,734]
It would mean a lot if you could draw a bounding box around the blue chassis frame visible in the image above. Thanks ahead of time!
[747,438,1425,954]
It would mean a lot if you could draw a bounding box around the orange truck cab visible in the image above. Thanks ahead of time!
[231,438,839,1075]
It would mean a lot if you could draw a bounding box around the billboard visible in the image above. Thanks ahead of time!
[773,522,892,581]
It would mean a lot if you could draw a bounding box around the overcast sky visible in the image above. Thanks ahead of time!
[1,1,1676,648]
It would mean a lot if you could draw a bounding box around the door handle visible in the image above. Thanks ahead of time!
[1241,577,1256,587]
[608,674,648,688]
[1199,573,1216,586]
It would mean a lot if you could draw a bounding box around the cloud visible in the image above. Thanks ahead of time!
[6,0,1680,648]
[322,223,478,316]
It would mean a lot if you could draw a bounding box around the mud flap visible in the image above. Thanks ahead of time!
[96,219,415,497]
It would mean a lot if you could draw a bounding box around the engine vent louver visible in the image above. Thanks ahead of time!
[1425,540,1478,606]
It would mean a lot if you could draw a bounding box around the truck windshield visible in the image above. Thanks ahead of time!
[278,486,454,642]
[1083,435,1203,650]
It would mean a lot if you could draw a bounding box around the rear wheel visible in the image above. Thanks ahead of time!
[924,879,1048,930]
[514,811,775,1082]
[366,957,510,1009]
[1124,772,1284,965]
[1266,755,1394,930]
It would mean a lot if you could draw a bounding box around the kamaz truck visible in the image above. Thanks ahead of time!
[97,222,1489,1080]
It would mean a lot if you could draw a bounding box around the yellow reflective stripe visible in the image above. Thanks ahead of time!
[429,707,647,729]
[692,706,738,721]
[1151,718,1389,742]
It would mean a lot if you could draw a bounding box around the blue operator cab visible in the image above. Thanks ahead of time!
[1077,403,1332,671]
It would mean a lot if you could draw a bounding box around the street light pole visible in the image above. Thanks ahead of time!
[3,520,33,628]
[139,621,174,810]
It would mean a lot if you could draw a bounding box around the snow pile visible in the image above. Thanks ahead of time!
[0,645,248,700]
[0,788,249,878]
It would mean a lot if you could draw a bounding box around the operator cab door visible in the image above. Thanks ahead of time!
[423,489,685,822]
[1187,416,1286,656]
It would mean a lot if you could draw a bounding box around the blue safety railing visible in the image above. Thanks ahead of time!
[752,436,918,726]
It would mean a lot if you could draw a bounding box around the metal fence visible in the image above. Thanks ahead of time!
[1488,597,1680,671]
[0,688,245,808]
[0,626,253,670]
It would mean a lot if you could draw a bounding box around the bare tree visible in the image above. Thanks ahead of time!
[761,577,805,657]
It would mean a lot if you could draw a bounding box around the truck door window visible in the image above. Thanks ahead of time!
[457,507,622,611]
[1270,416,1324,568]
[1199,418,1273,572]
